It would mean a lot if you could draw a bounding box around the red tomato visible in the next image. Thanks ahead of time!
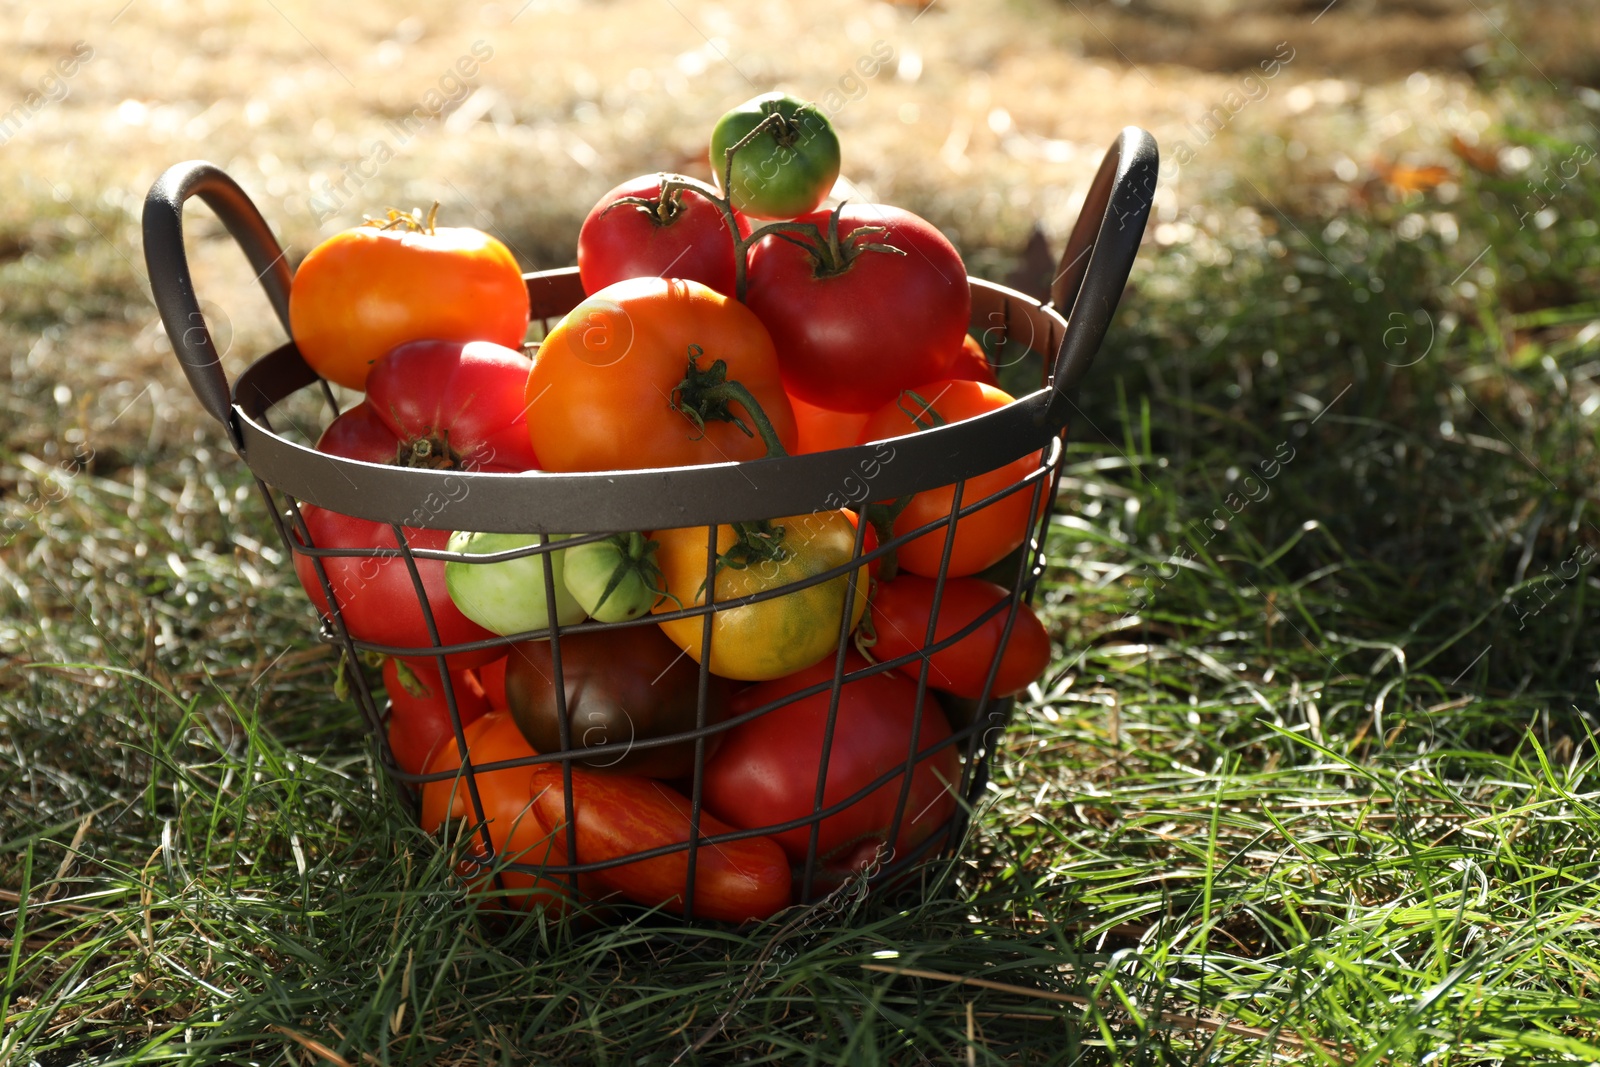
[745,204,970,413]
[289,214,529,391]
[858,380,1041,578]
[384,658,489,775]
[790,394,868,455]
[577,174,748,298]
[476,653,511,712]
[321,339,540,473]
[419,712,585,913]
[527,277,797,472]
[867,576,1050,698]
[530,764,792,923]
[293,340,537,670]
[702,653,960,893]
[293,513,498,670]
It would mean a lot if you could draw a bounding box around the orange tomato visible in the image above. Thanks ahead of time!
[289,215,529,390]
[525,277,797,472]
[858,380,1041,577]
[419,711,588,913]
[529,764,792,923]
[790,394,869,454]
[945,335,999,388]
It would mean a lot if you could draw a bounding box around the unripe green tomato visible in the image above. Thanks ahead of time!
[562,538,658,623]
[444,531,586,637]
[710,92,841,220]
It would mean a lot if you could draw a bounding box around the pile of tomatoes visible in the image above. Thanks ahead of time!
[286,93,1053,923]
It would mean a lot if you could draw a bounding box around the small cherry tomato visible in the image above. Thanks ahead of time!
[866,576,1051,698]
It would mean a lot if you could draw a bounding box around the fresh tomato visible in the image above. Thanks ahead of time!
[653,511,869,681]
[561,533,665,623]
[288,209,529,390]
[384,657,489,775]
[504,624,730,779]
[790,394,868,455]
[419,711,586,913]
[526,276,797,472]
[745,204,969,413]
[317,339,540,473]
[866,576,1051,698]
[444,532,586,637]
[702,653,960,893]
[293,340,539,669]
[477,653,511,711]
[942,335,999,388]
[578,174,748,298]
[710,92,840,220]
[293,513,498,670]
[530,763,792,923]
[858,380,1041,578]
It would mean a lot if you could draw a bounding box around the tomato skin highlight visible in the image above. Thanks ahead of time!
[702,653,960,893]
[527,276,797,472]
[653,511,870,681]
[578,174,747,298]
[530,764,792,923]
[745,204,969,413]
[384,658,490,775]
[858,379,1042,578]
[867,576,1051,698]
[289,223,529,391]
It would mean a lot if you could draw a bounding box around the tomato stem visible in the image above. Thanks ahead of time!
[669,345,789,458]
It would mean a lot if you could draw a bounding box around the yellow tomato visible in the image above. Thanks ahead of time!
[653,511,869,681]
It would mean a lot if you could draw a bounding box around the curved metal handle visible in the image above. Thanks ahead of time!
[142,160,294,427]
[1045,127,1159,417]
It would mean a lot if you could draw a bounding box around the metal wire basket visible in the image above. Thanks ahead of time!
[141,127,1158,918]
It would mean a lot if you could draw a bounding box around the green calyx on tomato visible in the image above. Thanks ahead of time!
[561,532,670,623]
[444,531,587,637]
[784,202,908,280]
[669,345,790,458]
[710,92,841,221]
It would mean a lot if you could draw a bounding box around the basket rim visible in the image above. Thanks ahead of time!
[229,269,1072,534]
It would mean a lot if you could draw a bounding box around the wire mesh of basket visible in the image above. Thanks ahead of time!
[141,127,1157,918]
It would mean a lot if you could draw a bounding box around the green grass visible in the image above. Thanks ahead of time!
[5,52,1600,1067]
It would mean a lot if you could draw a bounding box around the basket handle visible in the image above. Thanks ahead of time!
[142,160,294,428]
[1044,126,1158,414]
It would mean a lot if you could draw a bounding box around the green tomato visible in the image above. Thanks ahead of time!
[561,533,664,623]
[710,92,840,220]
[444,531,586,637]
